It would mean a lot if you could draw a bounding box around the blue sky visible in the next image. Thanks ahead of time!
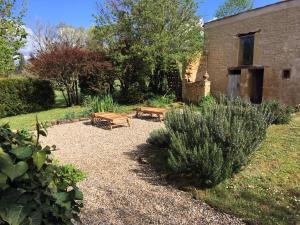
[24,0,280,29]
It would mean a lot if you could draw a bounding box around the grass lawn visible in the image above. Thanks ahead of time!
[0,106,84,130]
[0,90,179,130]
[0,104,145,131]
[192,113,300,225]
[0,90,146,130]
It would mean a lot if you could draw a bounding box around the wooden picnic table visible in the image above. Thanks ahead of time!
[135,107,168,122]
[91,112,132,130]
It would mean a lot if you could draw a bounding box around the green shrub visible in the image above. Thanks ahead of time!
[83,94,118,113]
[149,105,267,187]
[116,82,148,104]
[148,128,170,148]
[0,78,55,118]
[258,100,294,125]
[0,122,84,224]
[197,95,216,108]
[216,95,294,125]
[145,94,176,108]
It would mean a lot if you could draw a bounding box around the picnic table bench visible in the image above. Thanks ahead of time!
[91,112,132,130]
[135,107,168,122]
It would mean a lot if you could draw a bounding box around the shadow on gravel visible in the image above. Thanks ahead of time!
[126,143,214,190]
[82,120,125,130]
[123,143,169,187]
[134,115,162,122]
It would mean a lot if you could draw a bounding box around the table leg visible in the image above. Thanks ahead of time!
[127,118,131,127]
[109,122,113,130]
[91,115,95,125]
[158,114,162,122]
[135,110,140,118]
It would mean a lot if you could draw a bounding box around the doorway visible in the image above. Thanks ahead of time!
[249,69,264,104]
[227,69,241,98]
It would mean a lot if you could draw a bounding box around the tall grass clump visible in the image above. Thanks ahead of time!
[148,104,268,187]
[145,94,176,108]
[83,94,118,113]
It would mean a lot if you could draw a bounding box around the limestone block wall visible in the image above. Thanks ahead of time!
[201,0,300,106]
[182,80,211,103]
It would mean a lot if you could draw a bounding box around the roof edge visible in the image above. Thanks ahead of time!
[205,0,299,28]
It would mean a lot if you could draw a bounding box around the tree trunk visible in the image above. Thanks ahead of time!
[75,79,79,105]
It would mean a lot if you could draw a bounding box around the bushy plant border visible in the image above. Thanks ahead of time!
[148,102,269,187]
[0,78,55,118]
[0,122,84,224]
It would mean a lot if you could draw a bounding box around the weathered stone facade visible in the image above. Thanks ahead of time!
[183,0,300,105]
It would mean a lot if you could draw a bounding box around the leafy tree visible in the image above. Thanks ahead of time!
[94,0,203,101]
[15,53,25,73]
[215,0,253,18]
[28,44,112,106]
[31,22,87,54]
[0,0,27,75]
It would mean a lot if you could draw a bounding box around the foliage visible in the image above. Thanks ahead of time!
[0,78,55,118]
[83,95,118,113]
[145,94,176,108]
[258,100,294,125]
[148,128,170,149]
[148,105,268,187]
[194,113,300,225]
[31,23,87,54]
[0,121,84,224]
[94,0,203,101]
[15,53,25,74]
[28,44,112,106]
[215,0,253,18]
[0,0,27,75]
[217,96,294,125]
[197,95,217,109]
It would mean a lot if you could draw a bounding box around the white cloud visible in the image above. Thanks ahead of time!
[19,26,35,60]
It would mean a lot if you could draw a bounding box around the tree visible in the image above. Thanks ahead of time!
[16,53,25,73]
[28,44,112,106]
[0,0,27,75]
[94,0,203,101]
[215,0,253,18]
[31,22,87,54]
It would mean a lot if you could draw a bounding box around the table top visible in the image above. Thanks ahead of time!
[93,112,130,121]
[137,107,168,113]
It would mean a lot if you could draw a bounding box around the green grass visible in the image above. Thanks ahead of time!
[0,106,84,130]
[0,91,84,130]
[0,90,180,130]
[192,113,300,225]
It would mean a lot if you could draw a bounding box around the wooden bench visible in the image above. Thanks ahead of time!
[91,112,132,130]
[135,107,168,122]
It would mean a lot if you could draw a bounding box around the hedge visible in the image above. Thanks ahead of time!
[0,78,55,118]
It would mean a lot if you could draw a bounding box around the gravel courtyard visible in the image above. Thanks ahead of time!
[42,119,244,225]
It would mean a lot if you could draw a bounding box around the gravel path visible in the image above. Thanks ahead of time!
[42,119,244,225]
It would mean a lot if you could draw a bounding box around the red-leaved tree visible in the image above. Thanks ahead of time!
[28,44,112,106]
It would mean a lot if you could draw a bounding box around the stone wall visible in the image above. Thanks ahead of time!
[182,79,211,103]
[186,0,300,106]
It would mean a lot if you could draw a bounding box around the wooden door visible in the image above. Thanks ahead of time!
[228,73,241,98]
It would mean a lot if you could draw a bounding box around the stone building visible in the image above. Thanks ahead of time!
[183,0,300,105]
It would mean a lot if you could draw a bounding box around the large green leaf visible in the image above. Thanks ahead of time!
[0,149,28,180]
[28,210,42,225]
[0,173,7,185]
[0,204,28,225]
[0,173,8,189]
[11,146,33,160]
[73,187,83,200]
[32,151,46,171]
